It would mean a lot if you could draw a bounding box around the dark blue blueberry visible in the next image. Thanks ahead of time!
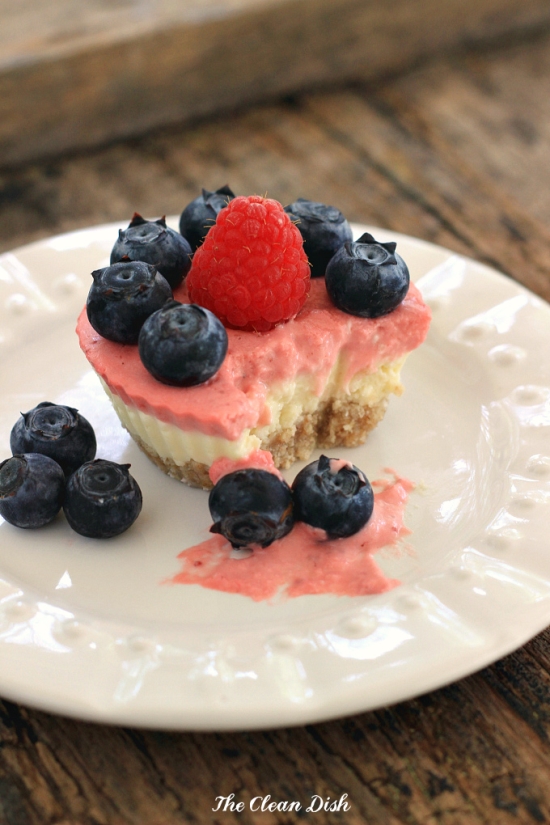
[284,198,353,278]
[325,232,410,318]
[209,469,294,549]
[86,260,172,344]
[138,301,228,387]
[0,454,65,529]
[111,214,192,289]
[179,186,235,251]
[10,402,96,477]
[291,455,374,539]
[64,459,142,539]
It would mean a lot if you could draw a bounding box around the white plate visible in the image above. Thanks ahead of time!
[0,221,549,730]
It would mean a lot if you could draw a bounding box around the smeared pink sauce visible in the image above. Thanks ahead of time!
[328,457,355,473]
[168,473,414,602]
[76,279,431,441]
[209,449,282,484]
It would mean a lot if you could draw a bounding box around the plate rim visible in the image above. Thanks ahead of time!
[0,219,549,730]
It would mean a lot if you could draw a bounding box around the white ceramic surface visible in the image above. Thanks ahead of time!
[0,221,549,730]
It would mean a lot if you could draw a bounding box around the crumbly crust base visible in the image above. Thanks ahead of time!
[130,395,389,489]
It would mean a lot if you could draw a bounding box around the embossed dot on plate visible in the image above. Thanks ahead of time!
[488,344,526,367]
[484,528,521,552]
[509,495,539,514]
[53,618,87,645]
[396,592,422,611]
[53,273,81,295]
[270,634,300,652]
[426,294,451,312]
[337,615,377,639]
[4,600,35,622]
[126,634,157,654]
[511,385,550,406]
[61,619,84,640]
[5,293,30,314]
[526,455,550,477]
[453,320,494,344]
[448,565,473,581]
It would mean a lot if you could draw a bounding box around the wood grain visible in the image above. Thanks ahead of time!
[3,0,550,167]
[1,28,550,825]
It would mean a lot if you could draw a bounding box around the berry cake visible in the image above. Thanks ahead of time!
[76,195,431,489]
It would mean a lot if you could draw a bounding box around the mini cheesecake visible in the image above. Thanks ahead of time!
[77,277,430,489]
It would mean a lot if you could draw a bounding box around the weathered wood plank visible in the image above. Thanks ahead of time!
[2,0,550,167]
[303,88,550,301]
[3,34,550,299]
[3,643,550,825]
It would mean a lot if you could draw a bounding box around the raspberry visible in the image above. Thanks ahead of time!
[187,195,310,331]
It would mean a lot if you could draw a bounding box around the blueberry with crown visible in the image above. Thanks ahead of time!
[138,301,228,386]
[292,455,374,539]
[64,459,142,538]
[179,185,236,251]
[284,198,353,278]
[0,454,65,529]
[111,214,192,289]
[87,260,172,344]
[209,468,294,548]
[10,402,96,477]
[325,232,410,318]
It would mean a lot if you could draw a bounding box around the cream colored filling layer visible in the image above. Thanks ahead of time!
[100,356,406,467]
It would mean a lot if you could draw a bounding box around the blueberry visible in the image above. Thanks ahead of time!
[325,232,410,318]
[284,198,353,278]
[111,214,192,289]
[179,186,235,251]
[64,459,142,539]
[10,402,96,477]
[0,454,65,529]
[86,260,172,344]
[209,469,294,548]
[291,455,374,539]
[138,301,228,386]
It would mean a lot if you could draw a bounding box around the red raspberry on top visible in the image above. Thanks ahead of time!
[187,195,310,332]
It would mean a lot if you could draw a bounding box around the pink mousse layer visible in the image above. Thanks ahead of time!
[76,279,431,441]
[209,449,283,483]
[167,473,412,601]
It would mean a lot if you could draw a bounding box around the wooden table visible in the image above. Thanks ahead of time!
[2,0,550,168]
[1,28,550,825]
